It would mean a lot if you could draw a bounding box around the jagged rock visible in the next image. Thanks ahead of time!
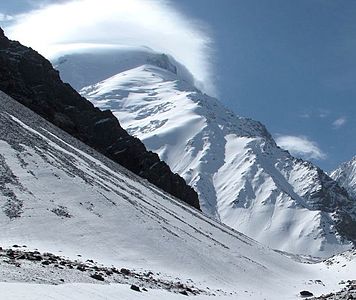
[0,28,199,210]
[0,28,9,48]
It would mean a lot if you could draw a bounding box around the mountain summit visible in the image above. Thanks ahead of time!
[55,48,356,257]
[331,156,356,200]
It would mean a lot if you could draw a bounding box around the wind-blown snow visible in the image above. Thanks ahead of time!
[79,55,354,257]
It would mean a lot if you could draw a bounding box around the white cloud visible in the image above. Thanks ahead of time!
[299,113,310,119]
[4,0,215,95]
[332,117,347,129]
[275,135,327,160]
[318,109,330,118]
[0,13,14,22]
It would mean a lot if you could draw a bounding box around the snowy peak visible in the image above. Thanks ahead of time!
[79,58,356,257]
[81,63,273,140]
[331,156,356,199]
[54,47,195,90]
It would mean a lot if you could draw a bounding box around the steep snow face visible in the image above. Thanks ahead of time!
[331,156,356,199]
[79,60,356,257]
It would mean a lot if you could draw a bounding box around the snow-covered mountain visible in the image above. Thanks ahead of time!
[331,156,356,199]
[55,49,356,257]
[53,47,194,91]
[2,90,356,300]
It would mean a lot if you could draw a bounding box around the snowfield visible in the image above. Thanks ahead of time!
[0,91,355,299]
[73,49,355,257]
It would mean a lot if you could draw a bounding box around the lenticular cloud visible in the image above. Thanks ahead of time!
[5,0,215,94]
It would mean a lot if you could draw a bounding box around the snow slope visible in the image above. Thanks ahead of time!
[0,92,356,299]
[75,53,356,258]
[331,156,356,199]
[1,90,356,299]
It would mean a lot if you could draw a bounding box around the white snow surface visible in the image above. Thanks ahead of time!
[331,156,356,199]
[1,91,356,299]
[79,58,354,258]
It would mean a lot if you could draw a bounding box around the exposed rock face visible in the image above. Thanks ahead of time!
[0,28,199,210]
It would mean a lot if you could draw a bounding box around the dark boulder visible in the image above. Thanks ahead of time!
[120,268,131,276]
[77,265,86,272]
[90,274,105,281]
[0,28,200,210]
[27,255,43,261]
[130,284,141,292]
[179,290,189,296]
[6,249,15,258]
[300,290,314,297]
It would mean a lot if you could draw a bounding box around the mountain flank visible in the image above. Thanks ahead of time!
[72,49,356,257]
[0,27,199,210]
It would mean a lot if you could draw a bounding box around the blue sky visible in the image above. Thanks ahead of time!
[1,0,355,171]
[172,0,356,172]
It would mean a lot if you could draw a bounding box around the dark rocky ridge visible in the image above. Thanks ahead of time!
[0,28,200,210]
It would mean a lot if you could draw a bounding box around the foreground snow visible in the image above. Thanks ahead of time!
[1,91,355,299]
[0,282,230,300]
